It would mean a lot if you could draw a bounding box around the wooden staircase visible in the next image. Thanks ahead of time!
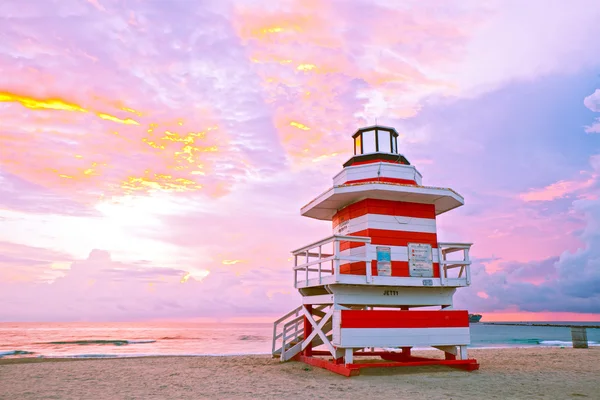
[272,305,332,361]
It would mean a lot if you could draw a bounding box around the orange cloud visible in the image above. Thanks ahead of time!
[0,89,229,201]
[0,91,140,125]
[232,1,472,167]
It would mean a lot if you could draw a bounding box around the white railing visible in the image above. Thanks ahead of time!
[292,235,371,288]
[272,305,303,357]
[438,242,472,286]
[291,236,473,288]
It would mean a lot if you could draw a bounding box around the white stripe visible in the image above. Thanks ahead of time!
[336,327,470,347]
[333,163,423,186]
[339,245,440,263]
[335,214,436,235]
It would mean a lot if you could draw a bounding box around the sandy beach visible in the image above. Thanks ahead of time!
[1,348,598,399]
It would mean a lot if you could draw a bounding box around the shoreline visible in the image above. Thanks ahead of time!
[1,348,598,399]
[0,345,580,365]
[2,342,598,362]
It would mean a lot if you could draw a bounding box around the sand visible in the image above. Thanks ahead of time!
[1,348,599,399]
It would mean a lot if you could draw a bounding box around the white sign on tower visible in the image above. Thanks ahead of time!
[408,243,433,277]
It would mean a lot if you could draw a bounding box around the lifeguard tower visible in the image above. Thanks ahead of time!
[271,125,479,376]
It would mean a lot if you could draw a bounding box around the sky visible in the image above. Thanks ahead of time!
[0,0,599,322]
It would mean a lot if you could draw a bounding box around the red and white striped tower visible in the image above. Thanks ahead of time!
[272,125,478,376]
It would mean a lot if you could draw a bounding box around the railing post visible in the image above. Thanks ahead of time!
[365,243,372,283]
[294,255,298,288]
[282,329,288,357]
[465,248,471,285]
[272,322,277,355]
[305,250,309,284]
[334,238,341,281]
[318,245,322,284]
[439,246,446,286]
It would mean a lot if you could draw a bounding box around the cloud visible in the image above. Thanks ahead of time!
[231,0,487,164]
[519,152,600,203]
[0,168,99,216]
[0,241,74,283]
[584,89,600,133]
[520,175,598,203]
[451,0,600,97]
[0,0,287,204]
[584,89,600,112]
[455,154,600,314]
[0,248,300,321]
[457,202,600,314]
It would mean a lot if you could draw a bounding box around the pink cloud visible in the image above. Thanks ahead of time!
[519,155,600,202]
[520,175,597,202]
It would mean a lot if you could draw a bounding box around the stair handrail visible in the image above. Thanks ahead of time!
[272,305,302,355]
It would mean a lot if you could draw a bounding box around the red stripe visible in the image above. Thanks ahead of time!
[349,159,408,166]
[339,229,438,250]
[343,177,417,186]
[333,200,435,227]
[341,310,469,329]
[340,261,440,278]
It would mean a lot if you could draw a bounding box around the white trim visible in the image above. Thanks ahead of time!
[333,163,423,186]
[334,214,436,235]
[302,295,334,304]
[296,274,469,288]
[333,310,341,344]
[336,327,470,347]
[328,286,456,307]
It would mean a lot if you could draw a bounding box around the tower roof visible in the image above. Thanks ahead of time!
[301,182,464,220]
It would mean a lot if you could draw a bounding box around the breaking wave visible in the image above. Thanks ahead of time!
[238,335,267,341]
[0,350,35,357]
[45,339,156,346]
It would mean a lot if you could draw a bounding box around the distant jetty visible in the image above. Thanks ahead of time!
[483,322,600,329]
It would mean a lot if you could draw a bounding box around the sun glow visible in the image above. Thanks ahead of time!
[97,113,140,125]
[290,121,310,130]
[262,27,284,34]
[0,91,141,126]
[312,152,339,162]
[297,63,316,71]
[222,260,243,265]
[180,270,210,283]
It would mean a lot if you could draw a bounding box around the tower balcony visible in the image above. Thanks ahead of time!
[292,235,472,289]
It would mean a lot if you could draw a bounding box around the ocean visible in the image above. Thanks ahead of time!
[1,322,598,359]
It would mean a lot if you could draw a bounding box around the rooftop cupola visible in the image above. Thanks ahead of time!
[346,125,410,167]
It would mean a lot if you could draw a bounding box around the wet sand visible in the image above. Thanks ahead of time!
[1,348,598,399]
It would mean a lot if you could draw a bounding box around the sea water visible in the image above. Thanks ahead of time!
[0,322,598,359]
